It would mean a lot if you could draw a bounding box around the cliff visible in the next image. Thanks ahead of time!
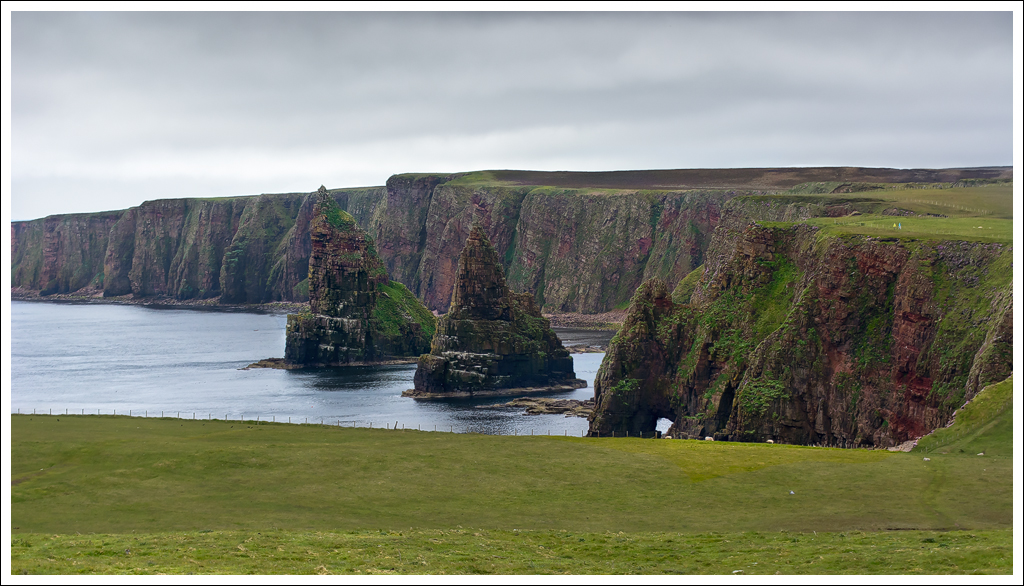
[588,218,1012,447]
[11,167,1011,314]
[284,187,434,366]
[405,224,585,398]
[12,187,384,303]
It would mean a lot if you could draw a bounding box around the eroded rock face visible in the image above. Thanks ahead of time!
[284,187,434,366]
[406,224,585,398]
[588,223,1012,448]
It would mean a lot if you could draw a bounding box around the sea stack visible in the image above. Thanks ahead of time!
[404,224,585,398]
[284,186,434,366]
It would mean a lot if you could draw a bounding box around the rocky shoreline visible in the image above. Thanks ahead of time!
[12,287,308,314]
[242,357,418,370]
[403,381,586,400]
[476,397,595,418]
[543,310,624,331]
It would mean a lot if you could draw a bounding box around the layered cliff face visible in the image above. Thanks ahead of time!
[14,187,384,302]
[11,211,121,295]
[12,167,1010,313]
[284,188,434,366]
[372,176,731,313]
[406,224,584,398]
[589,223,1012,447]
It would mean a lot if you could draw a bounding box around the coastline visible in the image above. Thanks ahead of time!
[12,287,625,326]
[11,287,308,314]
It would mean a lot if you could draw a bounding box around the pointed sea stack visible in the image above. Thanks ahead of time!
[404,224,585,398]
[284,187,435,366]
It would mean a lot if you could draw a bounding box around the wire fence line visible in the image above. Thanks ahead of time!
[12,408,901,445]
[12,407,600,437]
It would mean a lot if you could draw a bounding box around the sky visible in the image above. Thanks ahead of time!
[7,8,1016,220]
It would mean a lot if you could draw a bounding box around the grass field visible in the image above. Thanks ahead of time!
[758,183,1013,243]
[11,528,1011,575]
[803,215,1012,243]
[10,375,1013,574]
[856,184,1013,219]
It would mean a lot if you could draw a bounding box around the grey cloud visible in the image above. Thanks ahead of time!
[11,10,1013,220]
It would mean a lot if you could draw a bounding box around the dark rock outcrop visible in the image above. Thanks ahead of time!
[284,187,434,366]
[405,224,585,398]
[588,222,1012,448]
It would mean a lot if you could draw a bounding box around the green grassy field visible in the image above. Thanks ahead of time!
[11,528,1011,575]
[762,183,1014,242]
[803,215,1012,243]
[857,184,1013,219]
[10,375,1013,574]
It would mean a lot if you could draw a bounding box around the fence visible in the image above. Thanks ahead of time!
[12,407,605,437]
[15,408,881,445]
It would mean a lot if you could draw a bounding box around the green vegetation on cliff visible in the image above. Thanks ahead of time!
[372,281,437,340]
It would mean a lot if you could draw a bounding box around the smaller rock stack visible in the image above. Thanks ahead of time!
[284,186,434,366]
[405,224,585,398]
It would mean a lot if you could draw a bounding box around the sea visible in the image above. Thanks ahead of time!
[10,300,625,436]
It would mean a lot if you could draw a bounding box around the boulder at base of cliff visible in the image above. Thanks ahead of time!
[284,186,435,366]
[404,224,585,399]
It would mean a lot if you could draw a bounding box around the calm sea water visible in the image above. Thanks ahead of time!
[10,300,615,435]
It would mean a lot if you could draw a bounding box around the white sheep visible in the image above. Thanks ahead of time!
[766,439,775,444]
[704,436,714,441]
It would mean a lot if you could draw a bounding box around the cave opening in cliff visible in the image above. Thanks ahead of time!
[715,382,736,433]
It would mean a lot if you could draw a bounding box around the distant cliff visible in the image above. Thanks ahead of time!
[12,187,384,304]
[10,176,728,312]
[11,166,1012,313]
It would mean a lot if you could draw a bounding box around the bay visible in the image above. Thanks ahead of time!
[10,300,614,436]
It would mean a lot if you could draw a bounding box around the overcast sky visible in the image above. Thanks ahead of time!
[9,10,1014,220]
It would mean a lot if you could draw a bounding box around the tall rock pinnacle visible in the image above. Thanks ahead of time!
[405,223,585,398]
[284,187,435,366]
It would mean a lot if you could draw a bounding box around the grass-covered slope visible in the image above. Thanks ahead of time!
[10,412,1012,574]
[913,376,1012,457]
[372,280,437,342]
